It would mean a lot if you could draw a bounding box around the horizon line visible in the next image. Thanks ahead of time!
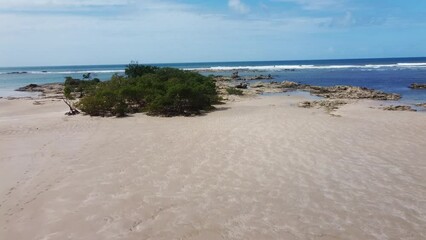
[2,56,426,69]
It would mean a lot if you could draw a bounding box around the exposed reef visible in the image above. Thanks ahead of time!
[409,83,426,89]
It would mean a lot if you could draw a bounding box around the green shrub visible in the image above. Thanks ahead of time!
[125,62,159,78]
[64,76,100,99]
[76,64,219,117]
[226,87,244,95]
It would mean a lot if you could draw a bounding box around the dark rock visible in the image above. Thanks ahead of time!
[409,83,426,89]
[16,84,41,92]
[382,105,416,112]
[235,83,248,89]
[8,71,28,74]
[231,71,239,79]
[298,100,347,112]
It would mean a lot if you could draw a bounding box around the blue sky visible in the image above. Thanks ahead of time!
[0,0,425,66]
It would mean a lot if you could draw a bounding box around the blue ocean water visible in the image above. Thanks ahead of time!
[1,57,425,103]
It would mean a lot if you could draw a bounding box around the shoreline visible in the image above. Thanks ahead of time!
[5,80,426,113]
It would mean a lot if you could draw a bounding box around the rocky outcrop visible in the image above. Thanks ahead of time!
[302,85,400,100]
[213,75,401,101]
[415,103,426,108]
[16,84,41,92]
[16,83,64,98]
[7,71,28,74]
[298,100,347,112]
[382,105,416,112]
[250,82,265,88]
[280,81,300,88]
[409,83,426,89]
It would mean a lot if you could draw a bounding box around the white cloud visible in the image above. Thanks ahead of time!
[276,0,344,10]
[0,0,131,8]
[228,0,250,14]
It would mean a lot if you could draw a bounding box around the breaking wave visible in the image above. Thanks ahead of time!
[186,62,426,71]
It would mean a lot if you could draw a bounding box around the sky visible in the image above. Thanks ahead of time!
[0,0,425,66]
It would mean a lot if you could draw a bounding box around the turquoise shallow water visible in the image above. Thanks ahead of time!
[1,57,425,103]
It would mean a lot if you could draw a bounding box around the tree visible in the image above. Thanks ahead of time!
[75,64,219,117]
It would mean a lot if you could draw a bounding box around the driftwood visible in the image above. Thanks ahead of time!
[63,99,80,115]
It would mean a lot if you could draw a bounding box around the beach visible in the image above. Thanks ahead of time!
[1,95,425,240]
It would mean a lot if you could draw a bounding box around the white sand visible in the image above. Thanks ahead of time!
[1,96,425,240]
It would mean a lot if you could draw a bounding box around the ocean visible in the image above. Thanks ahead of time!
[1,57,425,103]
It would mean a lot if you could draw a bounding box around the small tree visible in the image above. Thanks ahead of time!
[76,64,219,117]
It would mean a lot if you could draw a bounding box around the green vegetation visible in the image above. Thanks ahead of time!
[226,87,244,95]
[70,63,219,117]
[64,77,100,99]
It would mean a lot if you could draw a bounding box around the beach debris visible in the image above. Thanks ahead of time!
[63,99,80,115]
[298,100,347,112]
[382,105,416,112]
[409,83,426,89]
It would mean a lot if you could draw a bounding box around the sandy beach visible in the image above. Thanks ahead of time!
[1,95,426,240]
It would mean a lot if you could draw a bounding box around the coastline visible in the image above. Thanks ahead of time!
[1,93,426,239]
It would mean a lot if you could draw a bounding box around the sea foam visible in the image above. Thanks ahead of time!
[185,62,426,71]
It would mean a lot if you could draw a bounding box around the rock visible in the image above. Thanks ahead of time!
[7,71,28,74]
[16,84,40,92]
[409,83,426,89]
[281,81,300,88]
[382,105,416,111]
[298,101,313,108]
[415,103,426,108]
[33,101,44,105]
[213,76,232,81]
[298,100,347,112]
[301,85,400,100]
[232,71,239,79]
[251,82,265,88]
[15,83,64,99]
[235,83,248,89]
[213,74,401,101]
[248,82,288,94]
